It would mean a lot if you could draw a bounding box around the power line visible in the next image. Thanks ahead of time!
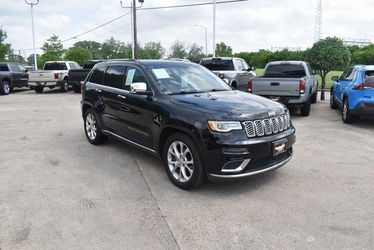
[139,0,248,11]
[17,0,247,52]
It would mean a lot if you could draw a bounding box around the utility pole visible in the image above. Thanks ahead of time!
[25,0,39,70]
[314,0,322,42]
[120,0,143,59]
[212,0,216,57]
[193,24,208,55]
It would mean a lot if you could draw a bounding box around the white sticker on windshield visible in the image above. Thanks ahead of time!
[152,69,171,79]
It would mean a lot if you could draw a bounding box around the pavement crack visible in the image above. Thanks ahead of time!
[130,149,181,250]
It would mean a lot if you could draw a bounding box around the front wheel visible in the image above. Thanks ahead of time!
[84,109,107,145]
[0,81,11,95]
[163,133,206,190]
[342,98,354,124]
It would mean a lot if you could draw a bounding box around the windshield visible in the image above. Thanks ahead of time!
[44,63,67,70]
[264,64,306,78]
[147,63,231,95]
[200,59,234,71]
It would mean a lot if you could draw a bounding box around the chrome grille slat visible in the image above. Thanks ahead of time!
[242,113,291,138]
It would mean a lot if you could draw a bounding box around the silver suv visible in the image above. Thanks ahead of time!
[200,57,256,91]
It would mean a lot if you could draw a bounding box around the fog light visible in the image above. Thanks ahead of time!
[222,159,251,173]
[222,147,250,155]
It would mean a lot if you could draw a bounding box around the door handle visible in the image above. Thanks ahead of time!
[94,88,102,93]
[117,94,126,99]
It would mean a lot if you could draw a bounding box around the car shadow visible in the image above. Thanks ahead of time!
[106,137,279,195]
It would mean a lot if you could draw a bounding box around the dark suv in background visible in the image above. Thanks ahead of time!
[0,62,28,95]
[81,60,295,189]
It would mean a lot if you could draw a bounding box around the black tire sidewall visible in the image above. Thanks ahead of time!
[301,99,311,116]
[163,133,205,190]
[1,81,10,95]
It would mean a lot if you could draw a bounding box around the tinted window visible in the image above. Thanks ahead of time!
[365,71,374,77]
[89,66,106,84]
[68,62,81,69]
[9,63,20,72]
[0,64,9,71]
[123,67,148,91]
[340,67,354,81]
[264,64,306,78]
[104,65,125,89]
[83,61,98,70]
[200,59,235,71]
[234,59,244,71]
[44,63,68,70]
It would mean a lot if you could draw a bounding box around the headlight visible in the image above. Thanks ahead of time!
[208,121,242,132]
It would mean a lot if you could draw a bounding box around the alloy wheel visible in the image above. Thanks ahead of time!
[3,82,10,94]
[85,113,97,140]
[167,141,194,183]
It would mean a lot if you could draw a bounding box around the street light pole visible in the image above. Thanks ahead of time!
[120,0,143,59]
[25,0,39,70]
[212,0,216,57]
[193,24,208,55]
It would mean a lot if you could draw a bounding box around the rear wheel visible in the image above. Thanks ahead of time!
[73,84,81,93]
[84,109,107,145]
[342,98,354,124]
[0,81,10,95]
[61,79,69,92]
[330,89,338,109]
[34,86,44,93]
[311,90,318,104]
[300,98,311,116]
[163,133,206,190]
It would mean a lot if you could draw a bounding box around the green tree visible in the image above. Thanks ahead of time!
[41,34,64,60]
[215,42,233,57]
[101,37,131,59]
[169,41,187,58]
[27,54,40,65]
[139,41,164,59]
[187,43,205,63]
[0,28,12,60]
[306,37,351,100]
[64,46,92,65]
[73,40,102,59]
[351,44,374,65]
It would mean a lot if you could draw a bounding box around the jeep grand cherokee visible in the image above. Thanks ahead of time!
[81,60,296,189]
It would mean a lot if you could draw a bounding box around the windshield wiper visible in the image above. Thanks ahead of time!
[169,90,203,95]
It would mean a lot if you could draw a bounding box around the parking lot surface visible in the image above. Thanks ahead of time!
[1,88,373,250]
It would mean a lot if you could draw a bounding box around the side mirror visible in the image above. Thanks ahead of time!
[332,76,339,82]
[130,82,152,96]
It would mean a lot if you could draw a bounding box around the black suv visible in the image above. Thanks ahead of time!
[81,60,296,189]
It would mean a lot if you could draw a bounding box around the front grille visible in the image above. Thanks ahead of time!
[243,112,291,138]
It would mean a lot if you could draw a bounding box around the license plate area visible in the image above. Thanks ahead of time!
[272,139,287,156]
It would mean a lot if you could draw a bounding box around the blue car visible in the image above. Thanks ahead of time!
[330,65,374,123]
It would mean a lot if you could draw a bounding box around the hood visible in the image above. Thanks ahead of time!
[169,90,286,120]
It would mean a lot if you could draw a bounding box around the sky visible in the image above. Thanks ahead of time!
[0,0,373,57]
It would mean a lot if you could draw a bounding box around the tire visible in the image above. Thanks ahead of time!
[34,86,44,93]
[73,84,81,93]
[330,89,338,109]
[84,109,107,145]
[300,98,311,117]
[342,98,354,124]
[163,132,206,190]
[0,81,11,95]
[61,79,69,92]
[311,90,317,104]
[231,82,237,89]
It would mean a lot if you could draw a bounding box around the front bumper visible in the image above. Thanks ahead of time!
[200,127,296,178]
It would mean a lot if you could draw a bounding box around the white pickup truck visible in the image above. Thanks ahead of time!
[28,61,81,93]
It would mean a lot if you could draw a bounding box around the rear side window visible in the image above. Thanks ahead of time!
[103,65,125,89]
[68,62,81,69]
[0,65,9,71]
[200,59,235,71]
[234,59,244,71]
[44,63,68,70]
[89,66,106,84]
[364,71,374,77]
[83,62,97,70]
[264,64,306,78]
[9,64,20,72]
